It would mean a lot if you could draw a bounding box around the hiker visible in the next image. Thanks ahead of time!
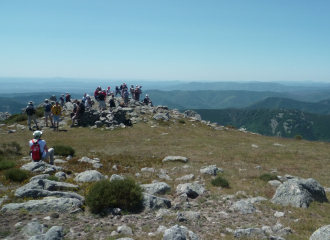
[59,94,65,107]
[115,86,121,97]
[109,95,116,109]
[98,90,106,111]
[143,94,153,107]
[134,86,140,101]
[65,92,71,103]
[25,101,39,131]
[43,99,53,127]
[85,94,91,109]
[130,84,135,98]
[94,88,100,102]
[107,87,111,96]
[122,83,128,98]
[70,102,78,118]
[51,101,62,130]
[29,130,54,165]
[123,89,129,107]
[139,86,143,101]
[71,100,85,127]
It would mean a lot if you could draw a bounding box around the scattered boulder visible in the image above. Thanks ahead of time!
[234,228,266,238]
[153,113,169,121]
[21,222,45,238]
[310,225,330,240]
[142,182,171,195]
[1,197,82,213]
[175,174,195,181]
[28,226,64,240]
[184,110,201,121]
[30,174,50,182]
[163,225,200,240]
[268,180,282,188]
[16,179,78,193]
[110,174,124,181]
[162,156,188,163]
[21,162,63,173]
[117,225,133,235]
[184,211,201,220]
[176,183,205,199]
[141,167,156,173]
[55,171,67,181]
[74,170,105,182]
[229,200,256,214]
[142,193,171,210]
[271,178,328,208]
[200,165,223,176]
[15,189,84,201]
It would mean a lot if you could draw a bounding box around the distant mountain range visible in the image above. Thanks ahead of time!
[193,108,330,142]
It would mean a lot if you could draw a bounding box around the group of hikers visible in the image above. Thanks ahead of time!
[25,84,153,131]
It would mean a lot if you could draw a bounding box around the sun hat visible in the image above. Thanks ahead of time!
[28,101,33,105]
[45,99,48,102]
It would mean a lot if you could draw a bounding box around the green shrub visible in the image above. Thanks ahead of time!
[0,161,17,171]
[259,173,278,182]
[295,135,303,140]
[211,176,230,188]
[157,119,170,127]
[85,178,144,213]
[53,145,75,156]
[47,176,59,181]
[35,107,44,118]
[1,141,22,155]
[178,119,186,124]
[4,168,29,182]
[1,114,27,124]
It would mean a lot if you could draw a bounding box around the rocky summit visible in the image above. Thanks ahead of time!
[1,95,330,240]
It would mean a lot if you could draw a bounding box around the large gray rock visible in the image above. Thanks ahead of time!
[271,178,328,208]
[184,110,201,121]
[1,197,82,213]
[229,200,256,214]
[30,174,50,181]
[64,102,74,111]
[310,225,330,240]
[142,193,171,210]
[175,174,195,181]
[15,189,84,201]
[55,172,67,181]
[162,156,188,163]
[200,165,223,176]
[74,170,105,182]
[110,174,124,181]
[28,226,64,240]
[142,182,171,195]
[21,222,45,238]
[234,228,266,238]
[176,183,205,199]
[16,179,78,193]
[163,225,200,240]
[153,113,169,121]
[21,162,63,173]
[117,225,133,235]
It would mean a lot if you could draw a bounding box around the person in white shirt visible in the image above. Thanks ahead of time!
[29,131,54,165]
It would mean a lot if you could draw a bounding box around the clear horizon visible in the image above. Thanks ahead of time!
[1,1,330,82]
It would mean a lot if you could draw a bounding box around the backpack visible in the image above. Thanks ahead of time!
[44,104,51,112]
[59,96,64,102]
[30,139,42,161]
[124,91,129,97]
[26,106,35,116]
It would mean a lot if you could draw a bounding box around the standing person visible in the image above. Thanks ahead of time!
[51,101,62,131]
[139,86,143,101]
[85,94,91,109]
[107,87,111,96]
[94,88,100,102]
[29,130,54,165]
[123,89,129,107]
[65,92,71,102]
[109,95,116,109]
[43,99,53,127]
[71,100,85,127]
[98,90,106,111]
[59,94,65,107]
[25,101,39,131]
[134,86,140,101]
[115,86,121,97]
[130,84,135,99]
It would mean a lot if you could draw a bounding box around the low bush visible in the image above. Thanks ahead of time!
[211,176,230,188]
[53,145,75,157]
[1,114,27,124]
[259,173,278,182]
[295,135,303,140]
[1,141,22,155]
[85,178,144,213]
[4,168,29,182]
[178,119,186,124]
[47,176,59,181]
[35,107,44,118]
[0,161,17,171]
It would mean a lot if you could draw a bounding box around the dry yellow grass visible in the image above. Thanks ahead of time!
[1,116,330,239]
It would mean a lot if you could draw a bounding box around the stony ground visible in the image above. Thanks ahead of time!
[1,97,330,240]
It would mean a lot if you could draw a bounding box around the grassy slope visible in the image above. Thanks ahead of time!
[1,116,330,238]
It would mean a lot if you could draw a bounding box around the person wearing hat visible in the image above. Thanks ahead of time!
[29,130,54,164]
[134,86,140,101]
[51,101,62,131]
[43,99,53,128]
[59,94,65,107]
[25,101,39,131]
[143,94,153,106]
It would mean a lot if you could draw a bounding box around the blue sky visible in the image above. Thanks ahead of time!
[0,0,329,82]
